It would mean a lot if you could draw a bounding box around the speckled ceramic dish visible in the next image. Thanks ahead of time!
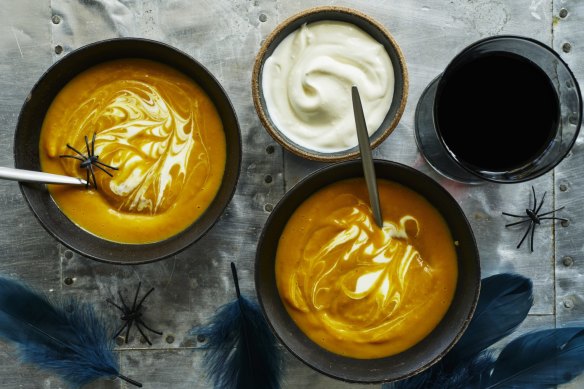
[252,6,408,162]
[14,38,241,265]
[255,160,480,383]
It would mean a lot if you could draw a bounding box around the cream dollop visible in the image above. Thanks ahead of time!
[262,21,394,152]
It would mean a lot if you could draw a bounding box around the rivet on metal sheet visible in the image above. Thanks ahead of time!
[165,335,175,344]
[64,277,73,286]
[259,13,268,22]
[559,8,568,18]
[562,42,572,53]
[55,45,63,54]
[265,174,273,183]
[560,183,568,192]
[264,203,273,212]
[562,256,574,267]
[563,299,574,309]
[266,145,275,154]
[51,15,61,24]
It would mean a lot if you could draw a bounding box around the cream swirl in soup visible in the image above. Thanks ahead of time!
[262,21,394,152]
[276,179,457,358]
[54,79,208,214]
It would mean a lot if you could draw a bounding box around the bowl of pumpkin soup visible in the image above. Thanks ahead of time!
[255,160,480,383]
[14,38,241,264]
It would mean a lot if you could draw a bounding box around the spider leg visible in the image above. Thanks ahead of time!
[530,222,536,252]
[124,319,134,343]
[137,318,163,335]
[530,186,538,213]
[132,283,142,312]
[118,291,130,311]
[538,207,566,218]
[94,160,119,171]
[84,135,92,157]
[85,169,90,189]
[502,212,530,218]
[91,132,96,157]
[106,298,125,313]
[517,222,533,249]
[136,287,155,311]
[539,216,569,222]
[59,155,85,162]
[93,163,115,177]
[113,321,129,340]
[66,144,87,158]
[135,321,153,346]
[506,219,532,227]
[535,191,547,214]
[89,164,98,190]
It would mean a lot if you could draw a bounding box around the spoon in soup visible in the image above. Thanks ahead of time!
[351,85,383,228]
[0,166,87,186]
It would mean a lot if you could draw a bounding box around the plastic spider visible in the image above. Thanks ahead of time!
[106,282,162,346]
[502,186,567,252]
[59,132,118,189]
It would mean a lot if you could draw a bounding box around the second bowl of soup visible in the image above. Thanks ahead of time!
[256,160,480,383]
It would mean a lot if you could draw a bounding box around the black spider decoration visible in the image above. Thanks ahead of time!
[106,282,162,346]
[59,132,118,189]
[502,186,567,252]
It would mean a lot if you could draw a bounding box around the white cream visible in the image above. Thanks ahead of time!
[262,20,395,152]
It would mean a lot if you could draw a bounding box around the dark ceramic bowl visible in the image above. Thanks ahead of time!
[252,6,408,162]
[14,38,241,265]
[255,160,480,383]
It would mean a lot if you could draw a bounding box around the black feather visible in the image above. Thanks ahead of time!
[444,273,533,366]
[387,273,533,389]
[193,263,283,389]
[0,276,141,388]
[486,327,584,388]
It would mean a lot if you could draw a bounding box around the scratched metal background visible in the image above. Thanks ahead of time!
[0,0,581,388]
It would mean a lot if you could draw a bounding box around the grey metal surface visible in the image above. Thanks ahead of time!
[0,0,580,388]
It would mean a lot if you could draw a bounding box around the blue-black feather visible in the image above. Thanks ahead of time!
[0,277,125,388]
[387,352,494,389]
[386,273,532,389]
[194,263,282,389]
[444,273,533,366]
[485,327,584,388]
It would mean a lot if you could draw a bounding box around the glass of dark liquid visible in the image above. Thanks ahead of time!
[415,35,582,183]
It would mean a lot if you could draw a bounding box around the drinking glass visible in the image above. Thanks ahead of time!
[415,35,582,184]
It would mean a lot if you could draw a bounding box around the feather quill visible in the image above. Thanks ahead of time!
[0,277,141,388]
[194,262,283,389]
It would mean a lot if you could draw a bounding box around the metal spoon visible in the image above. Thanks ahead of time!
[0,166,87,186]
[351,85,383,228]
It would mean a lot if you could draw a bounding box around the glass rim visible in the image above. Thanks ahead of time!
[432,34,583,183]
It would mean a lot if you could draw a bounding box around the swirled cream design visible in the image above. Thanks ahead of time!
[285,194,433,343]
[262,21,394,152]
[59,78,208,214]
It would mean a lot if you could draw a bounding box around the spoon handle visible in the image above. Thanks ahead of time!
[0,167,87,186]
[351,86,383,228]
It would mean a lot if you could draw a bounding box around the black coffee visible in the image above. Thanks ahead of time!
[436,52,559,171]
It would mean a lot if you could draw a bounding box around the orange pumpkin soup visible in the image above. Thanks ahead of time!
[39,59,226,243]
[276,178,457,358]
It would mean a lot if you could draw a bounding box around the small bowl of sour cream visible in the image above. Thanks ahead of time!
[252,6,408,161]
